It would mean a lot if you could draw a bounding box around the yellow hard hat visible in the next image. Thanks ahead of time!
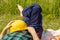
[9,20,28,33]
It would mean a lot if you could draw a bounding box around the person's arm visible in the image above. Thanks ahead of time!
[0,21,14,39]
[18,4,23,17]
[28,27,40,40]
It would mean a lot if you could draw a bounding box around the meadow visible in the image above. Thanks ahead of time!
[0,0,60,33]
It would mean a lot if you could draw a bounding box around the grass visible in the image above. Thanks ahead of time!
[43,16,60,30]
[0,0,60,33]
[0,13,22,33]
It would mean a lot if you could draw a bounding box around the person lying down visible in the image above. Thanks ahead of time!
[0,20,39,40]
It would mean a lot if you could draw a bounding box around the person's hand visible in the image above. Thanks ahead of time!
[0,21,15,39]
[4,21,14,30]
[18,4,23,12]
[28,27,40,40]
[28,27,36,34]
[0,34,2,40]
[18,4,23,17]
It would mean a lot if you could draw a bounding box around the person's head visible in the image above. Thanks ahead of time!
[9,20,28,33]
[22,4,42,26]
